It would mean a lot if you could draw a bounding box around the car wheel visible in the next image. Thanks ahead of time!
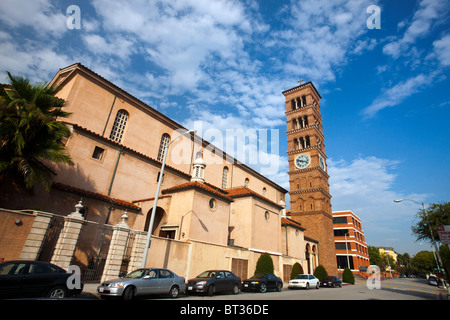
[306,283,310,290]
[169,286,180,298]
[276,283,282,292]
[316,282,320,289]
[232,283,239,295]
[207,285,214,296]
[47,285,67,298]
[123,286,135,300]
[259,283,267,293]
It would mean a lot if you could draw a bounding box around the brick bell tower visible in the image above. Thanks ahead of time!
[282,82,337,275]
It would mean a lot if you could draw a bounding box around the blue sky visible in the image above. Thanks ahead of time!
[0,0,449,256]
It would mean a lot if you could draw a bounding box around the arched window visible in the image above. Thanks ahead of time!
[244,178,249,188]
[262,187,266,196]
[109,109,128,143]
[222,167,228,189]
[157,133,170,162]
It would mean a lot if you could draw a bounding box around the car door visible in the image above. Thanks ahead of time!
[158,269,175,294]
[22,262,62,297]
[214,271,227,292]
[139,269,161,295]
[266,274,276,290]
[0,262,27,298]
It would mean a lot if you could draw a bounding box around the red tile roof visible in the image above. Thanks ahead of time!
[226,187,284,209]
[52,182,141,210]
[162,181,234,202]
[281,217,305,230]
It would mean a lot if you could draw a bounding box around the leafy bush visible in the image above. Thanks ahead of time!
[313,265,328,281]
[290,262,304,279]
[343,267,355,284]
[254,253,274,275]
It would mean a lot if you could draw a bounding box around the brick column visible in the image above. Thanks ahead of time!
[19,211,54,260]
[50,201,85,270]
[100,212,130,283]
[127,230,148,272]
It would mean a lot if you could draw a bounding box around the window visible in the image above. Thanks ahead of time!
[109,109,128,143]
[335,243,350,250]
[333,217,347,224]
[244,178,249,188]
[334,229,349,237]
[222,167,228,189]
[209,198,216,210]
[92,146,105,160]
[265,211,269,221]
[157,133,170,162]
[262,187,266,196]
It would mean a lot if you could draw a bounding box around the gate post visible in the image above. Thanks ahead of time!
[50,201,85,270]
[100,211,130,283]
[19,211,54,260]
[127,230,148,273]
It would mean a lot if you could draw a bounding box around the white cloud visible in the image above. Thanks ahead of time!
[382,0,447,59]
[328,156,430,252]
[0,0,66,37]
[274,0,378,83]
[432,34,450,67]
[362,72,436,117]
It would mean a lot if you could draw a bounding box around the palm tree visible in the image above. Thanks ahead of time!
[0,71,73,190]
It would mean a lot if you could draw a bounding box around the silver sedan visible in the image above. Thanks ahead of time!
[97,268,186,300]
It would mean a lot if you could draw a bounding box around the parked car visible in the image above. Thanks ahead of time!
[320,276,342,288]
[428,275,438,286]
[186,270,241,296]
[97,268,186,300]
[288,274,320,289]
[242,273,283,293]
[0,260,83,299]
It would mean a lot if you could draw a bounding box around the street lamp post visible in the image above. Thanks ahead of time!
[345,232,351,270]
[141,129,195,268]
[394,199,448,291]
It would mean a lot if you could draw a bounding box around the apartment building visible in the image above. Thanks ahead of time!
[332,210,370,274]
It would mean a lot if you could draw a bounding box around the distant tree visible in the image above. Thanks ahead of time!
[290,262,303,280]
[254,253,274,275]
[411,251,436,277]
[313,265,328,281]
[368,246,381,265]
[0,72,73,190]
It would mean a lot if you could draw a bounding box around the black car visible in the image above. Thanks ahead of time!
[186,270,241,296]
[320,276,342,288]
[0,260,83,299]
[242,273,283,293]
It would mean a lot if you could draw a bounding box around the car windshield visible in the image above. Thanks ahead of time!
[124,269,151,279]
[323,276,333,281]
[196,271,218,278]
[250,274,265,279]
[296,275,309,279]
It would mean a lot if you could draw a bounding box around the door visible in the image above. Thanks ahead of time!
[0,262,27,298]
[266,274,277,290]
[139,269,162,295]
[21,262,60,297]
[214,271,227,292]
[158,269,175,294]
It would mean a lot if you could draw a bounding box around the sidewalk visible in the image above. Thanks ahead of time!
[79,283,100,299]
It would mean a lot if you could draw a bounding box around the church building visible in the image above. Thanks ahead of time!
[0,64,323,282]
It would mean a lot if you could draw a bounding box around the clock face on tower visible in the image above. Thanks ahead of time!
[295,153,310,169]
[319,156,325,170]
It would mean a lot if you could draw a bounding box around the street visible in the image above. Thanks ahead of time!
[82,277,448,301]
